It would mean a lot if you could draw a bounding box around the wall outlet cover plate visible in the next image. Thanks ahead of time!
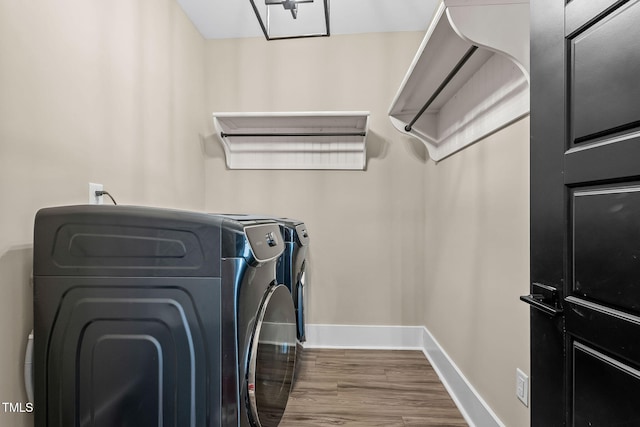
[89,182,103,205]
[516,368,529,406]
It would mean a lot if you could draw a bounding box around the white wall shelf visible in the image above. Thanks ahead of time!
[212,111,370,170]
[388,0,530,162]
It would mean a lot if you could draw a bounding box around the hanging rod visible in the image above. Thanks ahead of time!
[220,131,366,138]
[404,45,478,132]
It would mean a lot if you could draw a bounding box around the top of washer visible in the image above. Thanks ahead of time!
[33,205,288,277]
[211,213,276,224]
[34,205,229,277]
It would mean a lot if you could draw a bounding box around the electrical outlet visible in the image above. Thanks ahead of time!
[89,182,104,205]
[516,368,529,407]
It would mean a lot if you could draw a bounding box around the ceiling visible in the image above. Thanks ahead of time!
[176,0,439,40]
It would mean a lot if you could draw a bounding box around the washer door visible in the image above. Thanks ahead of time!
[296,260,307,342]
[248,284,296,427]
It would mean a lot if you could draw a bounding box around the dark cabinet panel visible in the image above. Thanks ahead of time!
[564,132,640,186]
[569,1,640,145]
[573,342,640,426]
[573,185,640,314]
[566,0,627,35]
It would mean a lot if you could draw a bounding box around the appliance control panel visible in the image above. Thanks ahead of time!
[295,223,310,246]
[244,224,283,262]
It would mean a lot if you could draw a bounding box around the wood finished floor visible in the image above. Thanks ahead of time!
[279,348,468,427]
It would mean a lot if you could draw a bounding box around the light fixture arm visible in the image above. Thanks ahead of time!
[264,0,314,19]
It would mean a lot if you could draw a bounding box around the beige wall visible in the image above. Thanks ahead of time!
[0,1,206,425]
[424,118,531,427]
[203,33,428,326]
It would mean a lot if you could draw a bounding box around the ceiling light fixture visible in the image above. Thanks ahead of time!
[249,0,330,40]
[265,0,313,19]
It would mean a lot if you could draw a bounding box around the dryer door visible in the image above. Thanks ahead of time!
[296,260,307,342]
[247,284,296,427]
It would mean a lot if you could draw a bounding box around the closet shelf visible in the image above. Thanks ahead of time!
[388,0,530,162]
[212,112,370,170]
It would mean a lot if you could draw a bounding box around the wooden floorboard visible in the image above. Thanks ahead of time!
[280,348,468,427]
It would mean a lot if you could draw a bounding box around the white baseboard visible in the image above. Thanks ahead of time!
[304,323,504,427]
[420,327,505,427]
[304,324,425,349]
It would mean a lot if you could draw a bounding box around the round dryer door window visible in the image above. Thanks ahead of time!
[248,284,297,427]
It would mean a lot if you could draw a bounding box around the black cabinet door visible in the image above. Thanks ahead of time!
[530,0,640,425]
